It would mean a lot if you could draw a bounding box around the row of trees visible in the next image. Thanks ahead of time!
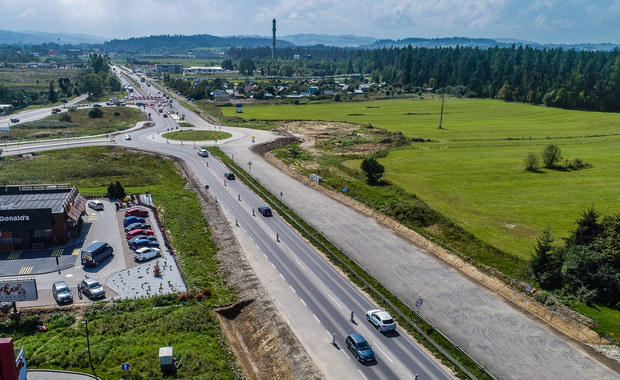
[530,207,620,307]
[228,45,620,112]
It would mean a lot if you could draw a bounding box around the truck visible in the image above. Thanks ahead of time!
[51,108,61,114]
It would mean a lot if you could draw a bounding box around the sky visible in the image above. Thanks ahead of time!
[1,0,619,44]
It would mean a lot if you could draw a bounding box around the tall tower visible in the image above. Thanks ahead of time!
[272,18,277,59]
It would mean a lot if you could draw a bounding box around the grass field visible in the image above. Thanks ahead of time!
[7,107,143,140]
[225,98,620,258]
[0,67,82,92]
[0,147,238,378]
[162,130,232,141]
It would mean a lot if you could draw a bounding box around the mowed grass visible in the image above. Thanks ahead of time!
[9,107,143,140]
[0,67,82,92]
[162,130,232,141]
[226,98,620,260]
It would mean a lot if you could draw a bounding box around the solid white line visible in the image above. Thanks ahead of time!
[300,298,306,306]
[328,294,343,309]
[279,273,285,280]
[357,369,369,380]
[294,258,306,270]
[313,314,320,323]
[289,285,296,293]
[373,342,393,363]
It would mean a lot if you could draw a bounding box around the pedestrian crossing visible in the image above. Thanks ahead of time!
[51,249,64,257]
[8,251,22,260]
[18,266,33,275]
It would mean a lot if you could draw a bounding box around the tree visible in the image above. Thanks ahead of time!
[530,227,563,289]
[88,107,103,118]
[361,157,385,185]
[59,113,72,122]
[48,80,58,103]
[58,77,71,96]
[567,205,601,247]
[523,152,540,171]
[114,181,126,199]
[80,73,104,98]
[541,144,562,168]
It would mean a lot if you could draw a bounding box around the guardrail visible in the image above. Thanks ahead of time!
[225,160,497,380]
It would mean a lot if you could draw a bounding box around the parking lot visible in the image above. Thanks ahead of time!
[0,200,186,308]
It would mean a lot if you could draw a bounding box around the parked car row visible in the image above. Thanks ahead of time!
[52,277,105,305]
[122,208,162,262]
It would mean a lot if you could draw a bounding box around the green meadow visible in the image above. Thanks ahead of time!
[224,98,620,259]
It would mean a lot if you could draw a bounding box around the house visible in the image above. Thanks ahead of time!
[354,89,364,95]
[264,93,274,99]
[323,90,335,96]
[360,84,371,92]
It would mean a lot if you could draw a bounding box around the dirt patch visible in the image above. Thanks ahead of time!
[255,132,620,370]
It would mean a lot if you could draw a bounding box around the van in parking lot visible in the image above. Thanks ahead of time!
[81,241,114,267]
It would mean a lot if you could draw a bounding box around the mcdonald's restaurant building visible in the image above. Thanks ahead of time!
[0,184,86,251]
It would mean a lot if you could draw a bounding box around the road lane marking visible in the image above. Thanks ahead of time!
[313,314,320,323]
[372,342,393,363]
[279,273,285,280]
[263,253,268,259]
[72,249,80,255]
[255,244,261,250]
[19,266,33,275]
[300,298,306,306]
[271,263,276,269]
[289,285,296,293]
[294,258,306,270]
[248,235,253,240]
[8,251,22,260]
[51,249,64,257]
[357,370,369,380]
[328,294,343,309]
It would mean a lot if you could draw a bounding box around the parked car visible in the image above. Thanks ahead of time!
[128,235,157,246]
[197,149,209,157]
[124,222,151,233]
[124,208,149,218]
[52,281,73,304]
[133,247,161,262]
[345,333,375,363]
[123,216,146,227]
[87,200,104,210]
[80,278,105,299]
[258,206,272,217]
[80,241,114,267]
[129,238,160,250]
[366,309,397,332]
[126,229,154,240]
[224,172,235,180]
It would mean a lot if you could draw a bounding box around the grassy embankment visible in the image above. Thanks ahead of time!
[7,107,143,140]
[219,97,620,340]
[0,67,82,110]
[161,130,232,141]
[0,147,239,379]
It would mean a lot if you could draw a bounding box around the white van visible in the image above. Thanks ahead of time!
[87,200,104,210]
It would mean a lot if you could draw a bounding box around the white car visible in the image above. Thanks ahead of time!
[366,309,397,332]
[87,200,104,210]
[197,149,209,157]
[125,134,132,140]
[133,247,161,262]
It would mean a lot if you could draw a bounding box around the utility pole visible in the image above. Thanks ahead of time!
[272,19,277,59]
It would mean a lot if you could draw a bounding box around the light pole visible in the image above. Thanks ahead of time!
[81,319,96,377]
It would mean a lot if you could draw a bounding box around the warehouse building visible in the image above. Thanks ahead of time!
[0,184,86,251]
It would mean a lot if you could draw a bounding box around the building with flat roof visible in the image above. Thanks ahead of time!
[156,64,183,74]
[0,184,86,250]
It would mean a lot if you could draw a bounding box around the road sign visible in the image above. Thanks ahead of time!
[204,185,209,190]
[342,187,349,193]
[415,298,423,307]
[122,363,129,371]
[525,285,532,293]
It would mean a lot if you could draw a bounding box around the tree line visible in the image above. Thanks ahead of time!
[229,45,620,112]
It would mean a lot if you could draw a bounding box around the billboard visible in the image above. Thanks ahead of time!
[0,208,52,230]
[0,279,38,302]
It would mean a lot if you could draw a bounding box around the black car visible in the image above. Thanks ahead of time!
[258,206,272,216]
[224,172,235,180]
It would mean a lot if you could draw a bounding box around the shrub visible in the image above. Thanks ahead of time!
[542,144,562,168]
[523,152,540,171]
[113,111,120,116]
[360,157,385,185]
[88,108,104,118]
[566,158,592,170]
[58,113,72,122]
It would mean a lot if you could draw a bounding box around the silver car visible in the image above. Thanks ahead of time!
[52,281,73,304]
[366,309,397,332]
[81,278,105,299]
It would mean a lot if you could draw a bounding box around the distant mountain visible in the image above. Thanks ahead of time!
[100,34,294,53]
[280,34,377,47]
[0,30,105,45]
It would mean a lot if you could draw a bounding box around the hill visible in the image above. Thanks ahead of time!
[280,34,377,47]
[0,30,105,45]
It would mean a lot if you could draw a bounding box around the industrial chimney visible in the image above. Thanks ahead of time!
[272,18,276,59]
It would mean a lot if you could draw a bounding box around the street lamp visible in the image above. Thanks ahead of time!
[81,319,96,377]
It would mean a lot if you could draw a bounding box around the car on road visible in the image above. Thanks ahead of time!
[126,229,154,240]
[197,149,209,157]
[366,309,396,332]
[52,281,73,304]
[129,237,160,250]
[124,222,151,233]
[123,216,146,227]
[87,200,104,210]
[224,172,235,180]
[133,247,161,262]
[258,206,272,216]
[125,134,132,140]
[124,208,149,218]
[163,113,168,118]
[345,333,375,363]
[10,118,19,123]
[80,278,105,299]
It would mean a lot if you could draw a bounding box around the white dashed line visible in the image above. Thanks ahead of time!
[289,285,296,293]
[248,235,253,240]
[300,298,307,306]
[313,314,320,323]
[255,244,260,250]
[271,263,276,269]
[263,252,268,259]
[294,259,306,270]
[357,369,369,380]
[373,342,393,363]
[328,294,342,309]
[279,273,285,280]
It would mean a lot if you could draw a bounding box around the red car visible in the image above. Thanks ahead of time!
[124,208,149,218]
[126,229,154,240]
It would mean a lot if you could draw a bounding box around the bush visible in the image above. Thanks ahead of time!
[113,111,120,116]
[542,144,562,168]
[523,152,540,171]
[58,113,72,122]
[566,158,592,170]
[360,157,385,185]
[88,108,104,118]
